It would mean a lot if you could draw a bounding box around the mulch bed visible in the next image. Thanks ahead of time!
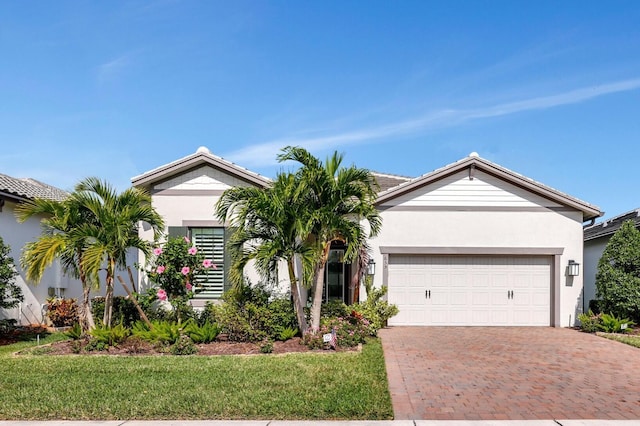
[4,327,359,356]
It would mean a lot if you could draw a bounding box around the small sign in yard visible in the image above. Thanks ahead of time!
[621,323,628,330]
[323,333,332,343]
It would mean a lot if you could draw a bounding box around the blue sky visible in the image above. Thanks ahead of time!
[1,1,639,220]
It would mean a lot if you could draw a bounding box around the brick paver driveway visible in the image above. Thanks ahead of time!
[379,327,640,420]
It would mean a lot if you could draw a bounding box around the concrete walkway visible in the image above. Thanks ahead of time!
[379,327,640,420]
[2,420,640,425]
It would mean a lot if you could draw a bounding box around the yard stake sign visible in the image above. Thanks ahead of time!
[323,328,338,349]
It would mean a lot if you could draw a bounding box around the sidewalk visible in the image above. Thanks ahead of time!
[2,420,640,425]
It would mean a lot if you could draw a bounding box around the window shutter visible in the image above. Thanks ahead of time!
[191,228,225,299]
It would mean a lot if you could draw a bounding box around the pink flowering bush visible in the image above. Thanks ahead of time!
[146,237,215,300]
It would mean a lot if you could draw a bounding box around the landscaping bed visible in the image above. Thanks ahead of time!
[16,335,359,356]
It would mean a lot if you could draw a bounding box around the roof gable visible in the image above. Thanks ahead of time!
[131,147,271,189]
[376,154,602,221]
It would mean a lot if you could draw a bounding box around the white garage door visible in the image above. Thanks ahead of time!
[387,255,551,326]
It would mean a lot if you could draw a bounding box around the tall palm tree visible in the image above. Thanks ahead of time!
[16,197,98,332]
[216,173,314,333]
[277,146,382,331]
[73,178,164,327]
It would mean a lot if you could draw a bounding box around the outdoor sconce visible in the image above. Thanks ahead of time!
[366,259,376,276]
[568,260,580,277]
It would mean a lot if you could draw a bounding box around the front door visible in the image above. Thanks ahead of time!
[325,249,346,302]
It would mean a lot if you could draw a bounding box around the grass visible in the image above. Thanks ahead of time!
[0,334,393,420]
[597,332,640,349]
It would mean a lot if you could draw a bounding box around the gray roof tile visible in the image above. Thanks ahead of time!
[584,208,640,241]
[0,173,68,202]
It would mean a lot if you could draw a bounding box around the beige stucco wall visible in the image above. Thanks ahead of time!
[368,208,585,327]
[583,237,607,311]
[0,200,85,325]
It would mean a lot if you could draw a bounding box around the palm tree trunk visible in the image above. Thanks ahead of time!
[81,283,95,332]
[103,259,115,327]
[287,259,308,334]
[310,244,331,331]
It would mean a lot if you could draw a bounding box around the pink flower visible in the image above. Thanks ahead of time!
[184,236,191,244]
[156,265,166,274]
[181,266,190,275]
[202,259,212,268]
[185,282,192,291]
[156,289,167,301]
[188,247,197,255]
[153,247,163,256]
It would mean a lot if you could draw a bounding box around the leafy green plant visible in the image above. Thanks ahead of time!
[352,282,399,336]
[131,320,182,345]
[89,323,130,346]
[184,320,221,344]
[170,334,197,355]
[598,313,635,333]
[0,319,17,334]
[91,296,141,327]
[578,310,602,333]
[277,326,298,341]
[260,339,274,354]
[65,323,83,340]
[46,298,79,327]
[84,339,108,352]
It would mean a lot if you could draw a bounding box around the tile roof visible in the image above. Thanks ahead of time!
[371,171,413,192]
[0,173,68,202]
[584,208,640,241]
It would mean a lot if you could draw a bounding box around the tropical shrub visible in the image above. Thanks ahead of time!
[65,323,83,340]
[183,320,221,343]
[595,220,640,322]
[577,310,602,333]
[89,323,131,346]
[319,300,350,319]
[0,236,22,310]
[277,326,298,341]
[92,296,140,327]
[146,237,216,300]
[303,311,369,349]
[170,334,198,355]
[352,285,399,335]
[131,320,183,345]
[598,313,635,333]
[46,298,79,327]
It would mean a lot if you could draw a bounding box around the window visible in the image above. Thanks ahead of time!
[189,227,225,298]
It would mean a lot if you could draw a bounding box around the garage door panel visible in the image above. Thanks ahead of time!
[388,254,551,326]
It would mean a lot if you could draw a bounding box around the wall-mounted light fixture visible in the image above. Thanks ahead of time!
[568,259,580,276]
[366,259,376,277]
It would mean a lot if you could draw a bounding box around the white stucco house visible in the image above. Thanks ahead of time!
[132,147,602,327]
[583,208,640,312]
[0,174,83,325]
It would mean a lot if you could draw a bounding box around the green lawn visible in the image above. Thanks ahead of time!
[0,334,393,420]
[598,332,640,349]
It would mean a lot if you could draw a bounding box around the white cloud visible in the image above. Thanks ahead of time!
[225,78,640,167]
[97,54,131,84]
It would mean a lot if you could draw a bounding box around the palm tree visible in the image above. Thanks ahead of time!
[216,173,314,333]
[277,146,382,331]
[16,197,98,332]
[72,178,164,327]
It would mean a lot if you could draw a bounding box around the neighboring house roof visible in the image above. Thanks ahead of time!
[131,146,272,189]
[0,173,68,202]
[375,152,603,221]
[371,171,413,192]
[584,208,640,241]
